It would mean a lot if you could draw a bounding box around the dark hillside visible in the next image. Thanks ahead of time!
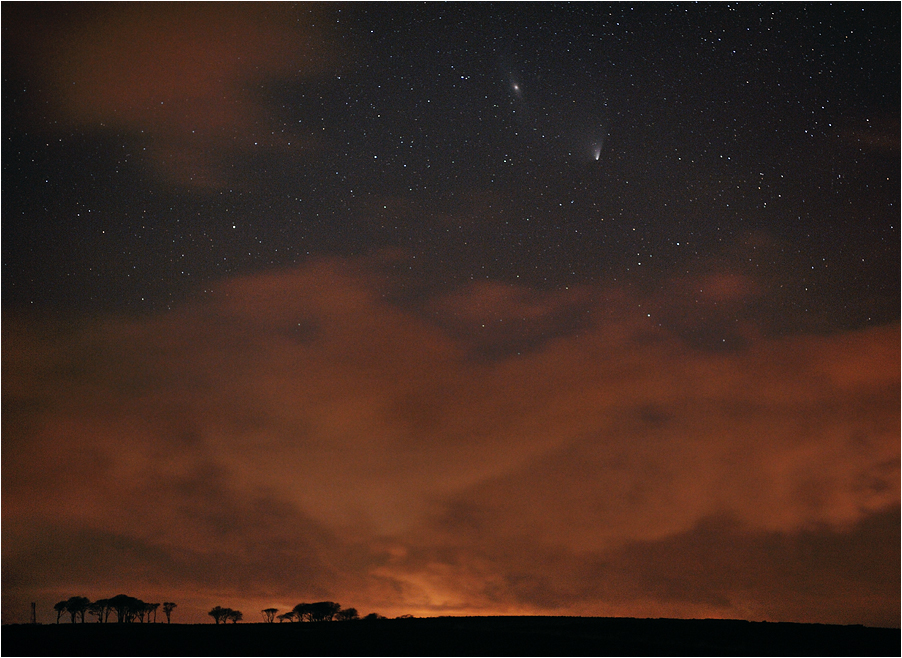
[3,616,898,656]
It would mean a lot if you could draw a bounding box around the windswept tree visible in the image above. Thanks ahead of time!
[64,596,91,623]
[209,606,228,624]
[292,601,343,622]
[53,601,67,624]
[136,602,159,623]
[291,603,311,622]
[309,601,342,622]
[335,608,359,621]
[88,599,111,623]
[162,602,177,623]
[262,608,278,623]
[108,594,146,623]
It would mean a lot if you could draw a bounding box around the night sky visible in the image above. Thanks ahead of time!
[3,3,899,626]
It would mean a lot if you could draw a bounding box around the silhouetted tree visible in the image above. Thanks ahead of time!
[363,612,386,620]
[108,594,146,623]
[335,608,359,621]
[262,608,278,623]
[53,601,67,624]
[87,599,111,623]
[291,603,311,622]
[226,609,243,623]
[309,601,342,622]
[162,602,177,623]
[276,612,294,623]
[64,596,91,623]
[209,606,228,624]
[146,602,160,623]
[292,601,343,622]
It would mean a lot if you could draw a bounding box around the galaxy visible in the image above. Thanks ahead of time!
[2,3,899,626]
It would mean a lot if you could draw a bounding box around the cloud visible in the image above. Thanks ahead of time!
[386,507,899,626]
[11,3,342,188]
[2,256,898,623]
[426,280,598,359]
[837,114,900,155]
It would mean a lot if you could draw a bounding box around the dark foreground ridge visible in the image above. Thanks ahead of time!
[4,616,898,656]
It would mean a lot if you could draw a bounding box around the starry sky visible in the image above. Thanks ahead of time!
[3,3,899,626]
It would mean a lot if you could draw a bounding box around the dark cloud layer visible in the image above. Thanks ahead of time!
[4,256,897,624]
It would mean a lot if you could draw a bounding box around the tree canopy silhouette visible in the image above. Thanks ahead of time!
[48,595,170,624]
[209,606,242,623]
[335,607,360,621]
[87,599,112,623]
[63,596,91,623]
[107,594,147,623]
[145,602,161,623]
[209,606,228,624]
[162,602,177,623]
[262,608,278,623]
[292,601,342,622]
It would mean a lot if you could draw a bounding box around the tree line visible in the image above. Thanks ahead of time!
[52,595,176,623]
[217,601,386,624]
[48,597,386,624]
[257,601,379,623]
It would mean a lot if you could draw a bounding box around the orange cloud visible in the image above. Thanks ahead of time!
[3,258,898,624]
[15,3,341,187]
